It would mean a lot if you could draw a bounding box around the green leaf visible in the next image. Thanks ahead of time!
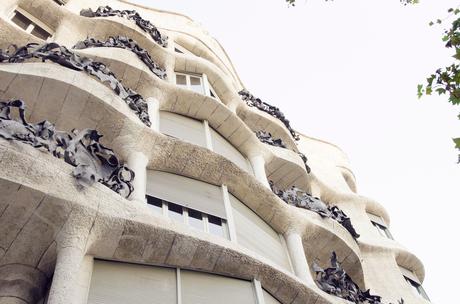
[453,138,460,149]
[426,86,433,95]
[429,21,434,26]
[417,84,424,98]
[437,19,443,24]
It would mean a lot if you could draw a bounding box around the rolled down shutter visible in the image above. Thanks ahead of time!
[87,260,176,304]
[263,289,282,304]
[181,269,256,304]
[229,194,292,272]
[159,111,206,147]
[146,170,226,219]
[209,128,252,174]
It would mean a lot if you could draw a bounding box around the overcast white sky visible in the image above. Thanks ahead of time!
[133,0,459,302]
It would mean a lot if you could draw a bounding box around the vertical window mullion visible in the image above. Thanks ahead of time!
[183,207,189,226]
[202,73,211,97]
[203,120,213,151]
[25,23,34,33]
[253,279,266,304]
[203,214,210,233]
[162,201,168,217]
[176,268,182,304]
[221,185,237,242]
[185,74,191,90]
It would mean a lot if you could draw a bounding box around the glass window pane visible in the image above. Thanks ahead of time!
[11,12,30,30]
[208,215,224,237]
[31,25,51,40]
[176,74,187,86]
[146,195,163,214]
[168,202,183,223]
[188,209,204,231]
[190,76,204,94]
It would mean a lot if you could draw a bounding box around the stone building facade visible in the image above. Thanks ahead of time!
[0,0,430,303]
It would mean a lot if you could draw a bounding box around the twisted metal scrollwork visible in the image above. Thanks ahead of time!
[239,89,300,141]
[270,182,360,239]
[80,6,168,48]
[313,252,404,304]
[0,99,134,198]
[0,42,151,126]
[73,36,166,79]
[255,130,311,173]
[255,130,287,148]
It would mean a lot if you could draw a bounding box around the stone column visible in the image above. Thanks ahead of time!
[147,97,160,132]
[47,246,86,304]
[126,151,148,204]
[74,256,94,304]
[284,231,315,285]
[249,154,270,189]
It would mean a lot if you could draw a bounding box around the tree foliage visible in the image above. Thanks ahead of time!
[418,7,460,162]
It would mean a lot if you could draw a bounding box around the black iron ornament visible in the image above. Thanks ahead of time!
[239,90,300,141]
[270,182,360,239]
[255,130,287,148]
[80,6,168,48]
[0,43,151,126]
[255,130,311,173]
[73,36,167,80]
[313,252,404,304]
[0,99,134,197]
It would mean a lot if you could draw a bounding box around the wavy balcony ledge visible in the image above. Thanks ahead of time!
[0,62,362,264]
[1,0,303,155]
[65,0,242,84]
[69,47,308,187]
[0,140,357,304]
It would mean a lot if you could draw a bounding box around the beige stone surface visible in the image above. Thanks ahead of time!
[0,1,429,303]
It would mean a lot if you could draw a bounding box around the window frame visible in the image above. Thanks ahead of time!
[404,276,430,301]
[9,7,53,41]
[175,71,220,101]
[146,194,229,239]
[367,212,393,240]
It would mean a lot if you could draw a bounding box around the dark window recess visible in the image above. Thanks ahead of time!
[174,47,184,53]
[372,221,393,239]
[405,277,430,301]
[53,0,65,5]
[208,214,224,236]
[168,202,183,222]
[210,90,216,98]
[146,195,162,207]
[188,209,204,230]
[11,12,30,30]
[31,26,51,40]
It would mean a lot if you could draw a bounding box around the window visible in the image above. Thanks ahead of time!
[10,9,53,40]
[367,212,393,239]
[175,72,220,100]
[371,221,393,239]
[146,194,228,238]
[405,276,430,301]
[174,43,194,56]
[146,195,163,214]
[52,0,65,5]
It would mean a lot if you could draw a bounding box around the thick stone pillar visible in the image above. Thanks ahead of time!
[126,151,148,204]
[284,232,314,285]
[249,155,270,189]
[74,256,94,304]
[47,246,85,304]
[147,97,160,132]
